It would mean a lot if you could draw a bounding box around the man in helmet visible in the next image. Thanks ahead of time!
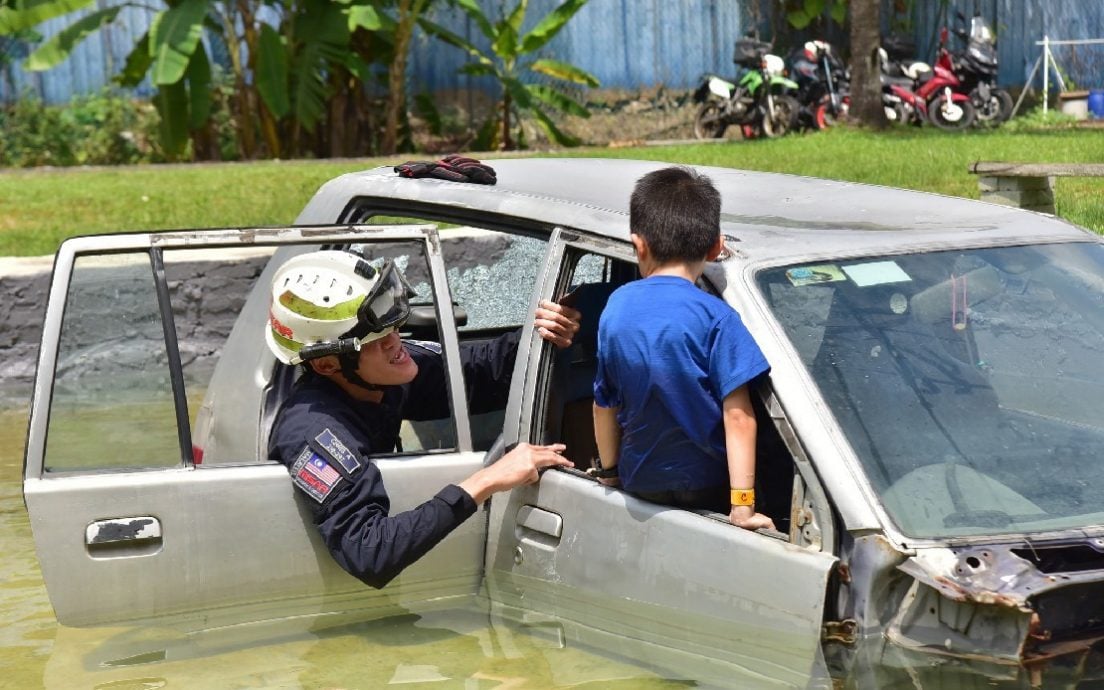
[266,249,580,588]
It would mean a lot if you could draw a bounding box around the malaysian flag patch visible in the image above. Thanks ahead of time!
[291,446,343,503]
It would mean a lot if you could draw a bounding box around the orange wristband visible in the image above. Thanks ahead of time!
[730,488,755,507]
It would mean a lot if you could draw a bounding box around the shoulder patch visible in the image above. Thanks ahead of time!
[290,446,343,503]
[314,428,362,475]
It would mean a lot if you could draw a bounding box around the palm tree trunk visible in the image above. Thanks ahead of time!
[382,0,427,155]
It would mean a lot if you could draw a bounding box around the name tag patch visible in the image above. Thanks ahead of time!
[315,428,361,475]
[291,447,342,503]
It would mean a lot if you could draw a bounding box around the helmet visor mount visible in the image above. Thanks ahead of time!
[345,260,415,341]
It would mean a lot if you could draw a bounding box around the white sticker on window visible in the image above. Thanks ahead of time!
[842,261,912,287]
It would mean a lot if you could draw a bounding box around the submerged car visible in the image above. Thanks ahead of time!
[22,158,1104,684]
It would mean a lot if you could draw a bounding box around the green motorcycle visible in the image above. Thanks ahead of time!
[693,38,800,140]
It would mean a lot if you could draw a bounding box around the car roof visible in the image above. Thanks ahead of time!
[298,157,1094,265]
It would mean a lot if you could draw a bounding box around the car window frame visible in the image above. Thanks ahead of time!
[25,224,467,479]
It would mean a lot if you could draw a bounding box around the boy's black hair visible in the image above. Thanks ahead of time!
[629,166,721,264]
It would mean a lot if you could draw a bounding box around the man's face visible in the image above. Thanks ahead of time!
[354,330,419,386]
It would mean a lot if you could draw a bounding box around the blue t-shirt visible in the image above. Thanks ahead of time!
[593,276,770,493]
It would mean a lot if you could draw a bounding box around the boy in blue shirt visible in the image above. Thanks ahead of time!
[592,166,775,530]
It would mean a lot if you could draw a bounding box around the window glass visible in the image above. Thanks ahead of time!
[347,241,458,453]
[539,248,636,465]
[45,253,180,472]
[759,242,1104,538]
[356,216,546,332]
[356,216,549,451]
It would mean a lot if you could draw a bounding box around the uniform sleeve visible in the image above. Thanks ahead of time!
[711,310,771,399]
[315,466,477,588]
[271,403,477,589]
[458,329,521,414]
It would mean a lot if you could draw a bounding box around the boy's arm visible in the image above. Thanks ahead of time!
[723,385,776,531]
[592,402,622,484]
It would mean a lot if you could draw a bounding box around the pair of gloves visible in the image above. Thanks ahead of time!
[394,154,497,185]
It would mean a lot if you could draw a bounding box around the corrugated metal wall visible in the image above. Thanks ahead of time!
[904,0,1104,89]
[3,0,1103,105]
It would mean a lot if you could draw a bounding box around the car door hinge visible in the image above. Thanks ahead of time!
[822,619,858,645]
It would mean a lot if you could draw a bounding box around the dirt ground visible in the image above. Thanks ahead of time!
[412,86,704,152]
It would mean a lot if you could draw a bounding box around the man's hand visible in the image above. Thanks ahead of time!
[535,299,581,349]
[729,504,776,531]
[459,443,574,504]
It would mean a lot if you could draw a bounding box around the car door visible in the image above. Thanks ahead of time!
[23,225,488,627]
[484,229,839,685]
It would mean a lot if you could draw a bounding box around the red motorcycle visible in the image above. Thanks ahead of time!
[881,28,976,131]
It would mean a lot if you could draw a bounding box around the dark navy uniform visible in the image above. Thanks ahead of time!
[268,331,520,588]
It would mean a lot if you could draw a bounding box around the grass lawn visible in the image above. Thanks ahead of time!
[0,124,1102,257]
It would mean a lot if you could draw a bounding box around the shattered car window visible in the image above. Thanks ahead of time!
[760,242,1104,537]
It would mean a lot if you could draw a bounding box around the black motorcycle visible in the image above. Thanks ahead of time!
[692,37,800,140]
[951,12,1013,125]
[786,40,849,130]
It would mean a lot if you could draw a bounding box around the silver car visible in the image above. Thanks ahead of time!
[23,158,1104,684]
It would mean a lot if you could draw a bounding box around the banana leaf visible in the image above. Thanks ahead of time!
[154,81,189,160]
[491,21,517,61]
[113,31,152,87]
[185,41,210,130]
[256,23,289,119]
[0,0,94,34]
[520,0,587,53]
[505,0,528,36]
[150,0,209,85]
[526,83,589,118]
[529,104,580,146]
[452,0,494,42]
[290,0,350,131]
[23,4,121,70]
[417,15,484,61]
[346,4,383,31]
[530,58,598,87]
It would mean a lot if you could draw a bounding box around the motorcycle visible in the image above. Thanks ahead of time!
[787,40,849,130]
[693,37,801,140]
[880,34,976,131]
[950,12,1013,125]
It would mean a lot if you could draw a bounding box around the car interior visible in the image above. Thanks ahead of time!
[540,247,797,537]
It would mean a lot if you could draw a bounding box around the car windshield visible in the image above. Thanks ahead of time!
[759,242,1104,538]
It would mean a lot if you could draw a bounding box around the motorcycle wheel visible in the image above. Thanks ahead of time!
[928,94,976,131]
[761,95,800,138]
[883,101,909,125]
[814,96,849,130]
[974,88,1013,125]
[693,102,728,139]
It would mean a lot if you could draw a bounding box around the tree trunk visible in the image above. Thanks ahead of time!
[848,0,887,129]
[501,90,511,150]
[382,0,426,155]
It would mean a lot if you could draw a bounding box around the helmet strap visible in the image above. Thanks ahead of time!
[338,351,384,392]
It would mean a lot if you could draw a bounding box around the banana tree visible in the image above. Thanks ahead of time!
[8,0,373,159]
[421,0,597,150]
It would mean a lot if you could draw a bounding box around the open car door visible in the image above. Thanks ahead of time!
[484,228,839,686]
[24,225,488,627]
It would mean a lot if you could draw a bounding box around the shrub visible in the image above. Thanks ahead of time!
[0,90,160,167]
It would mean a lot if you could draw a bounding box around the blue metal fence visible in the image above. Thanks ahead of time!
[2,0,1103,105]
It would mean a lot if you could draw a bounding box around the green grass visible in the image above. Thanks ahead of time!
[1,125,1102,257]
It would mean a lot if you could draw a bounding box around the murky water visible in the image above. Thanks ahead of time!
[3,401,825,689]
[8,398,1103,690]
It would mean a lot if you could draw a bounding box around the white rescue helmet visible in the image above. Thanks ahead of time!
[266,250,413,365]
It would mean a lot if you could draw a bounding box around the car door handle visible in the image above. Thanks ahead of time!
[85,516,163,558]
[516,505,562,540]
